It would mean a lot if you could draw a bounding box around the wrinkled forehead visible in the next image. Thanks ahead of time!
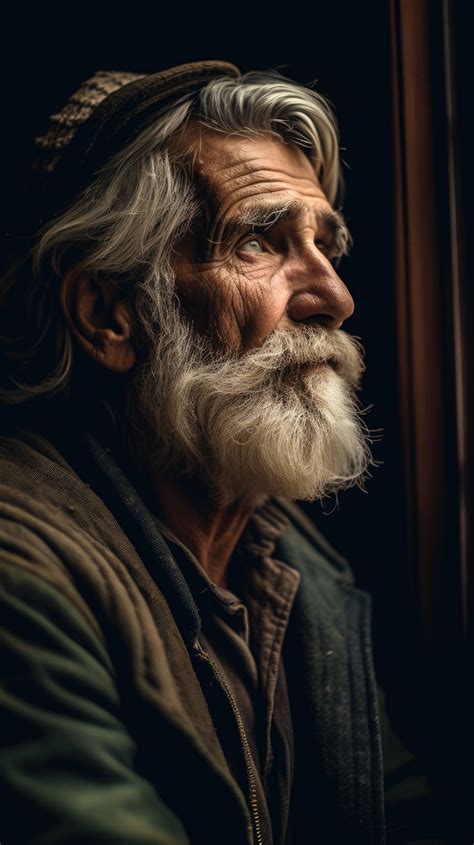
[172,123,327,214]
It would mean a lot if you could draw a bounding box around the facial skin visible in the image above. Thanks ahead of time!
[172,129,355,352]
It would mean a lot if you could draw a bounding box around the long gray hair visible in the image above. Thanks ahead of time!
[0,70,344,406]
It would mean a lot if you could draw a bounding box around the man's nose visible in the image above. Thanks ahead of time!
[286,249,355,330]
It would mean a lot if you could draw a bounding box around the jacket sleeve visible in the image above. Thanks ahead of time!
[0,559,191,845]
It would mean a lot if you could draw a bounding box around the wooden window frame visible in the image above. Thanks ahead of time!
[390,0,471,646]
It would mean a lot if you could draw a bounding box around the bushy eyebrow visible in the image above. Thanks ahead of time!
[213,199,352,260]
[235,199,307,229]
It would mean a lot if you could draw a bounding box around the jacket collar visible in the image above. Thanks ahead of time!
[44,424,385,842]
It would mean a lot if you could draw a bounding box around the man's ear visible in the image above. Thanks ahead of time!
[60,269,136,372]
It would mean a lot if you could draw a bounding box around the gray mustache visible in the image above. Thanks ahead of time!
[233,327,365,388]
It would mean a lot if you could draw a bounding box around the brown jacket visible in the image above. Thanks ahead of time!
[0,428,387,844]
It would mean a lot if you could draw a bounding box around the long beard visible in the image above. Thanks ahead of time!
[130,307,376,507]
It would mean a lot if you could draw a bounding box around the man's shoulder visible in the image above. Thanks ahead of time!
[0,426,83,547]
[0,426,152,571]
[0,428,185,660]
[0,426,82,504]
[0,427,127,546]
[0,427,114,639]
[0,427,111,554]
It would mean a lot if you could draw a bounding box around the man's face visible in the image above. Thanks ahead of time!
[172,130,354,351]
[132,128,372,505]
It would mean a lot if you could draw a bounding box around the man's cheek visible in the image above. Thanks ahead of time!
[174,267,220,334]
[225,267,290,348]
[174,259,281,348]
[210,265,276,344]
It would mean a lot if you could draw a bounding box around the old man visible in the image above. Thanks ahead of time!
[0,61,450,844]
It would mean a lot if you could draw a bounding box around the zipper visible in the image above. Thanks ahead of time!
[196,644,264,845]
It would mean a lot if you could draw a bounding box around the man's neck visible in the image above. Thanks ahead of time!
[152,475,253,588]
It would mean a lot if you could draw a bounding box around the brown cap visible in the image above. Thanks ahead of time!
[31,59,241,230]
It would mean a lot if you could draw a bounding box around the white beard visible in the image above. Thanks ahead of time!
[132,310,375,507]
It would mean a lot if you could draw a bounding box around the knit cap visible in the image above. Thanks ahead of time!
[28,60,241,232]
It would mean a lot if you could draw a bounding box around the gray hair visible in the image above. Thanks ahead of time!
[0,70,346,405]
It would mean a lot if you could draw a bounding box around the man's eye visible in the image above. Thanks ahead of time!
[316,241,339,262]
[315,240,329,253]
[239,238,264,254]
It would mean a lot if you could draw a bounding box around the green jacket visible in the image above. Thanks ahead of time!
[0,428,447,844]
